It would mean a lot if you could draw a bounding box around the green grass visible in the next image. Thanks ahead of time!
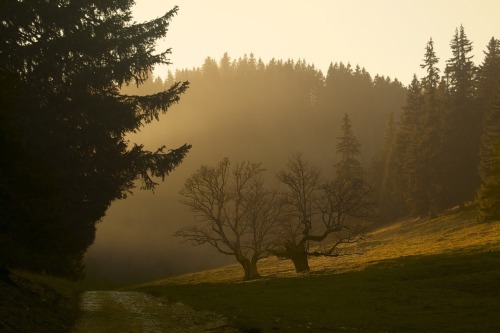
[131,209,500,332]
[0,270,81,333]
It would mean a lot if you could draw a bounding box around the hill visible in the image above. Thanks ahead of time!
[0,270,79,333]
[130,207,500,332]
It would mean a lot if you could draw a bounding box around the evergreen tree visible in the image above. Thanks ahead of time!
[446,25,476,99]
[418,38,444,215]
[477,139,500,222]
[442,25,481,208]
[477,38,500,107]
[477,84,500,221]
[379,125,410,220]
[477,38,500,190]
[398,75,426,214]
[0,1,190,276]
[335,113,363,180]
[371,112,396,195]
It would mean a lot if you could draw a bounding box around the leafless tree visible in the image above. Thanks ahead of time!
[176,158,281,280]
[273,153,372,272]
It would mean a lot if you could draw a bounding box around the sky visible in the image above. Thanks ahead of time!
[131,0,499,86]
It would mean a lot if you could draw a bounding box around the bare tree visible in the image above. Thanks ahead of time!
[273,153,372,273]
[176,158,280,280]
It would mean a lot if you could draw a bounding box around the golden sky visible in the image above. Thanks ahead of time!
[132,0,499,86]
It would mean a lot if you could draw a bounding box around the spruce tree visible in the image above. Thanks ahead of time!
[477,38,500,107]
[418,38,444,215]
[0,1,190,276]
[335,113,363,181]
[477,84,500,221]
[398,75,426,215]
[374,113,409,220]
[442,25,481,209]
[477,38,500,190]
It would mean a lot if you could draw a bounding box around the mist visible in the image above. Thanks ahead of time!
[83,55,405,285]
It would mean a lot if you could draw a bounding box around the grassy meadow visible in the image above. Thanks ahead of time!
[130,207,500,332]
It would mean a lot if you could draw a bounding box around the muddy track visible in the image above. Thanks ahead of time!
[72,291,240,333]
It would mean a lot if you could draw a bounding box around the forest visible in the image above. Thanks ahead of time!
[93,28,500,283]
[122,27,499,224]
[0,0,498,285]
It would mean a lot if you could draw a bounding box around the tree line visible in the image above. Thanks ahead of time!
[172,26,500,280]
[122,53,406,167]
[371,26,500,222]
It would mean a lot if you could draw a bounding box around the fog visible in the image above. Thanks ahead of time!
[84,55,405,285]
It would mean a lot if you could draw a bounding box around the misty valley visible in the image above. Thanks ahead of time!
[1,1,499,332]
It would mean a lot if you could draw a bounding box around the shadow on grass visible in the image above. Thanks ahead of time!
[137,250,500,333]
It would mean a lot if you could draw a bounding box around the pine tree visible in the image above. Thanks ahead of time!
[418,38,444,215]
[373,113,408,220]
[478,38,500,189]
[477,84,500,221]
[0,1,190,276]
[398,75,427,215]
[442,25,481,209]
[477,38,500,107]
[477,139,500,221]
[335,113,363,180]
[446,25,476,99]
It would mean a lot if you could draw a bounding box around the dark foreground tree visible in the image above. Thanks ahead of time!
[0,1,190,277]
[176,158,281,280]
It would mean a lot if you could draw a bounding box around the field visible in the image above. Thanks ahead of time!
[131,207,500,332]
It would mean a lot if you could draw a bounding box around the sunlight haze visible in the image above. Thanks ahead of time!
[133,0,500,85]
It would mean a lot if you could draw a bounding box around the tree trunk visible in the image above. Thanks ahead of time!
[290,250,310,273]
[239,258,261,281]
[283,242,310,273]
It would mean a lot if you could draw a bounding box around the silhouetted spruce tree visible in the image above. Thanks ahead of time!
[336,113,363,180]
[0,1,190,276]
[442,25,481,208]
[397,75,425,214]
[477,83,500,221]
[381,120,410,220]
[371,112,396,198]
[477,139,500,222]
[417,38,444,216]
[372,112,408,221]
[477,38,500,220]
[477,38,500,109]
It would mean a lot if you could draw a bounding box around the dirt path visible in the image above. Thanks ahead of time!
[72,291,240,333]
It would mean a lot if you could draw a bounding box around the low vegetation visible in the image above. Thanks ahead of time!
[131,207,500,332]
[0,270,80,333]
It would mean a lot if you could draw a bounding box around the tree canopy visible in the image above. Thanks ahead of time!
[372,27,499,221]
[0,0,190,276]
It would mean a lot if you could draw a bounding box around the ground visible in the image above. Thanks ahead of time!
[0,271,78,333]
[2,207,499,332]
[72,291,239,332]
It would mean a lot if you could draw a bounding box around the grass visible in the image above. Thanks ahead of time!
[130,207,500,332]
[0,270,80,333]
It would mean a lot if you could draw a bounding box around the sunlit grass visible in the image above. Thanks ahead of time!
[130,207,500,332]
[136,206,500,286]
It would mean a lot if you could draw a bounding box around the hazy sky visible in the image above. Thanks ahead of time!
[132,0,499,86]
